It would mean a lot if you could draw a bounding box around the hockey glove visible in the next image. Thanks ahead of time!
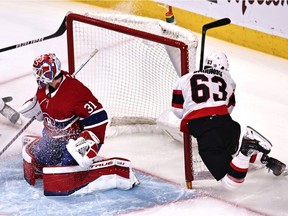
[0,96,21,124]
[0,97,7,111]
[0,96,13,110]
[18,96,43,121]
[66,130,100,169]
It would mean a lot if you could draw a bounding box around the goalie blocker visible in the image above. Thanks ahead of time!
[22,136,139,196]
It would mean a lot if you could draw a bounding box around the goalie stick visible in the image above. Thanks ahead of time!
[0,16,66,53]
[0,48,99,157]
[72,49,99,78]
[199,18,231,70]
[0,116,35,157]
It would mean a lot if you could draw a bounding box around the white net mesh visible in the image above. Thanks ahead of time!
[68,13,211,184]
[71,13,197,123]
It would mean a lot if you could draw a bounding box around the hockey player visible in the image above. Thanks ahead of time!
[19,53,109,169]
[172,51,286,190]
[19,53,139,195]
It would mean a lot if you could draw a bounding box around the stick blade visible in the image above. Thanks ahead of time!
[203,18,231,31]
[45,16,67,39]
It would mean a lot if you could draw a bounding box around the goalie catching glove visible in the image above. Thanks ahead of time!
[66,130,100,169]
[18,96,43,121]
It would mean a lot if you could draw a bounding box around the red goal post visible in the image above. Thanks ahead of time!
[65,12,209,188]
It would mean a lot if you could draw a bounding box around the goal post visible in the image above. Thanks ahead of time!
[65,12,208,188]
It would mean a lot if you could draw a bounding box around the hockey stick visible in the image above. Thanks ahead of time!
[72,48,99,78]
[0,116,35,156]
[0,17,66,53]
[199,18,231,70]
[0,48,99,157]
[185,18,231,189]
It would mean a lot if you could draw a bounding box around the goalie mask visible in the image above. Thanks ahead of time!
[204,51,229,72]
[33,53,61,89]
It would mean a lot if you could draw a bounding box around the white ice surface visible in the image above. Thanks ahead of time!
[0,1,288,216]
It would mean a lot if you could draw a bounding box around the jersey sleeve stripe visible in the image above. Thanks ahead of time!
[83,119,109,130]
[80,108,108,129]
[172,89,184,108]
[228,93,236,107]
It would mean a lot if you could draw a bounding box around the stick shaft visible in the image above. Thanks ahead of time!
[199,18,231,70]
[0,117,35,156]
[0,17,66,53]
[72,49,98,77]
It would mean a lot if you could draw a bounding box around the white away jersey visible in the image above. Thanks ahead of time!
[172,68,236,132]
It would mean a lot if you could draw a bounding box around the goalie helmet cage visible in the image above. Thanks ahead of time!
[66,13,209,188]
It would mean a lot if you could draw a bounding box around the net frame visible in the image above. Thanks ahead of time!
[65,12,204,188]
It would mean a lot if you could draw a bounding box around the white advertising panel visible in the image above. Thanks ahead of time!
[157,0,288,38]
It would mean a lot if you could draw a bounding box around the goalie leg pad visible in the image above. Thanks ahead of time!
[42,157,139,196]
[22,135,43,185]
[114,158,140,190]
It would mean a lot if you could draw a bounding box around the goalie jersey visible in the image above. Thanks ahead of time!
[36,71,108,143]
[172,68,236,133]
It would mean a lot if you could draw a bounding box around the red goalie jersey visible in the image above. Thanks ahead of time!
[36,71,108,143]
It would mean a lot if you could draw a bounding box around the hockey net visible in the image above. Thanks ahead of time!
[66,12,212,188]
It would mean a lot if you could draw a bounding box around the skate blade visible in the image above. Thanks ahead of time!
[246,126,272,149]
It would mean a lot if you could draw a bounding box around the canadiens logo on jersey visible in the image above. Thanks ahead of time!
[44,113,56,128]
[43,112,82,139]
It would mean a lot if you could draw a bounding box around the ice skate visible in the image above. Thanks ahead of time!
[261,154,286,176]
[240,127,272,156]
